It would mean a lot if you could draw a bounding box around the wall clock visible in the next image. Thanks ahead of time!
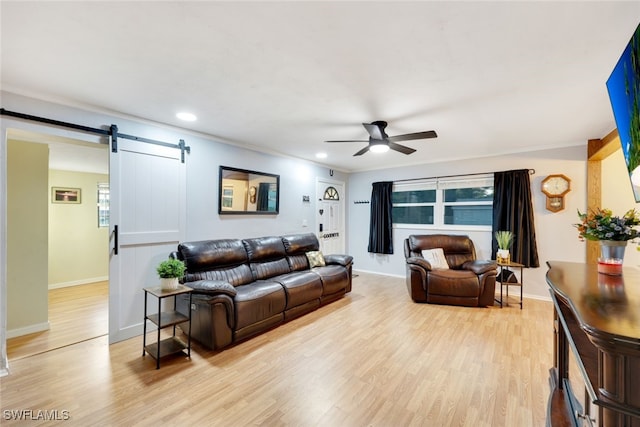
[249,186,257,204]
[541,174,571,212]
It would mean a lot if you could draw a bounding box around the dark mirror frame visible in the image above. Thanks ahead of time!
[218,166,280,215]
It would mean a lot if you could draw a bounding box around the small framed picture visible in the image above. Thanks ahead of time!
[52,187,81,204]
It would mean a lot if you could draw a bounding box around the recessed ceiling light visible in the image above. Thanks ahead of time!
[315,152,328,159]
[176,112,197,122]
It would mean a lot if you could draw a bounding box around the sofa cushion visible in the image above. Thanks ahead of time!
[312,265,349,296]
[324,254,354,267]
[287,254,310,272]
[184,265,254,287]
[234,281,287,329]
[407,234,476,269]
[273,272,323,309]
[186,280,237,297]
[283,233,320,272]
[282,233,320,254]
[179,240,254,286]
[243,236,291,279]
[179,239,248,272]
[427,269,479,297]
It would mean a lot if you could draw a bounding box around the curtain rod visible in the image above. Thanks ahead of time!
[393,168,535,184]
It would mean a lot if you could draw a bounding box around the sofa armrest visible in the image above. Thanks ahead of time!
[461,260,497,275]
[324,254,354,267]
[184,280,237,297]
[406,256,433,271]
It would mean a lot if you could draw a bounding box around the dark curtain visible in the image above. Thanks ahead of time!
[368,181,394,254]
[256,182,270,211]
[492,169,540,267]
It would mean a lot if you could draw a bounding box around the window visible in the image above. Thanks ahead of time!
[323,186,339,200]
[392,182,436,225]
[97,183,109,227]
[222,187,233,209]
[392,175,493,229]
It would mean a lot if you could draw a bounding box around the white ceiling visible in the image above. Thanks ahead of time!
[2,1,639,173]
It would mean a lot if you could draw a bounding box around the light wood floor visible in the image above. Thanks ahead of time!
[6,281,108,360]
[1,273,553,426]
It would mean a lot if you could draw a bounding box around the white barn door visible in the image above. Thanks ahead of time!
[109,138,186,343]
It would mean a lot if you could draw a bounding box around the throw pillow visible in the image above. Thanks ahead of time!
[422,248,450,269]
[306,250,326,268]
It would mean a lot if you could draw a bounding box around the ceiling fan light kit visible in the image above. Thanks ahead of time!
[325,120,438,156]
[369,143,390,153]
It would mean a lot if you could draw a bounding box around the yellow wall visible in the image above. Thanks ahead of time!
[7,140,49,334]
[48,170,109,287]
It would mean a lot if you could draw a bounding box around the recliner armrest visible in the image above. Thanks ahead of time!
[461,260,497,275]
[324,254,354,267]
[184,280,237,297]
[406,256,432,271]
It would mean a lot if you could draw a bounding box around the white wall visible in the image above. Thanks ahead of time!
[184,139,346,241]
[347,146,589,300]
[2,90,633,377]
[0,91,345,373]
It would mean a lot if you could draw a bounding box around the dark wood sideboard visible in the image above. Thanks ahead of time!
[546,261,640,426]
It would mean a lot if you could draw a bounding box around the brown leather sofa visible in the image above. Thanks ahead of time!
[172,233,353,350]
[404,234,497,307]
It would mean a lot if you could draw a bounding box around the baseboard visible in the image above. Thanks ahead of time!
[49,276,108,290]
[522,292,552,302]
[353,268,404,279]
[353,269,552,302]
[7,321,50,339]
[0,356,8,378]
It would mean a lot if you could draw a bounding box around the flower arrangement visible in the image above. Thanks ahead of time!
[574,208,640,241]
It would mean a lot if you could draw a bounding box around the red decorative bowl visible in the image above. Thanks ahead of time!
[597,258,623,276]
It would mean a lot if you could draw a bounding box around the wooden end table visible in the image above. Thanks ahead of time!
[143,284,192,369]
[495,261,524,309]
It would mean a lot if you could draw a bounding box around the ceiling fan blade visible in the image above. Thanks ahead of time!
[387,130,437,143]
[353,146,370,156]
[362,122,387,140]
[388,142,416,155]
[325,140,369,143]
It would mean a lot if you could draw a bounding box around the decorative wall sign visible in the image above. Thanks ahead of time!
[52,187,81,204]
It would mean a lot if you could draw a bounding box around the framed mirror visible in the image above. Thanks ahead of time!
[219,166,280,215]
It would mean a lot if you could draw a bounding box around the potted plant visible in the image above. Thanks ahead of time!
[574,208,640,268]
[495,230,513,264]
[156,258,186,291]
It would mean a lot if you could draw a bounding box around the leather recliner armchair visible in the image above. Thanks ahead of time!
[404,234,497,307]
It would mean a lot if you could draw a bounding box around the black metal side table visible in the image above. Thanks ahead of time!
[495,261,524,309]
[143,285,192,369]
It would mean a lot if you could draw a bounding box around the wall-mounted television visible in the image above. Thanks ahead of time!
[606,23,640,202]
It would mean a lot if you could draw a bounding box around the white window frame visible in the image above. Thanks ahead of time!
[393,174,494,231]
[97,182,110,228]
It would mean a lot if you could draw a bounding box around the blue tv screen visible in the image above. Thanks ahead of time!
[606,23,640,202]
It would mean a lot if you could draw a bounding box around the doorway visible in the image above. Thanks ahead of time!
[316,178,346,254]
[6,129,109,360]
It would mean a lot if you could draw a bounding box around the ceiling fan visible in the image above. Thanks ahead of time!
[325,121,437,156]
